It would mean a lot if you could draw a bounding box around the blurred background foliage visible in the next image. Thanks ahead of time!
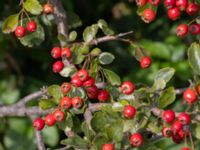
[0,0,198,149]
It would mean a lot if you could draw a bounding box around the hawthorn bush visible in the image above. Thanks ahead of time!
[0,0,200,150]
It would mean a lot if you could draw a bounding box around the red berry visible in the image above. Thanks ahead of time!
[83,77,95,87]
[162,127,173,138]
[97,89,110,102]
[172,121,183,133]
[76,69,89,82]
[71,96,83,108]
[61,47,72,58]
[26,21,37,32]
[172,132,183,144]
[176,0,188,11]
[52,61,64,73]
[178,129,189,139]
[181,147,190,150]
[60,96,72,109]
[162,110,175,123]
[140,56,151,69]
[164,0,176,9]
[136,0,147,7]
[123,105,136,119]
[168,7,181,20]
[15,26,26,37]
[142,9,156,23]
[53,109,65,122]
[51,47,61,59]
[130,133,143,147]
[43,3,54,14]
[60,82,71,94]
[102,143,114,150]
[178,112,190,125]
[33,118,45,131]
[148,0,161,6]
[176,24,188,37]
[189,24,200,35]
[71,76,83,87]
[186,3,199,15]
[119,81,134,95]
[87,85,99,99]
[45,114,56,126]
[183,88,197,104]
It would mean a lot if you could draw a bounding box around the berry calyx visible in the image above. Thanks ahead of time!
[183,88,197,104]
[86,85,99,99]
[164,0,176,9]
[60,82,71,94]
[172,121,183,133]
[45,114,56,126]
[52,61,64,73]
[177,112,190,125]
[102,143,114,150]
[142,9,156,23]
[51,47,61,59]
[186,3,199,15]
[60,96,72,109]
[162,110,175,123]
[33,118,45,131]
[168,7,181,20]
[43,3,54,14]
[176,24,188,37]
[26,21,37,32]
[71,76,83,87]
[53,109,65,122]
[162,127,173,138]
[189,24,200,35]
[61,47,72,58]
[83,77,95,88]
[15,26,26,37]
[123,105,136,119]
[97,89,110,102]
[71,96,83,108]
[119,81,134,95]
[76,69,89,82]
[130,133,143,147]
[140,56,151,69]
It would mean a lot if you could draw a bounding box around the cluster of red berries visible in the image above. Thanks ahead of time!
[51,47,72,73]
[15,20,37,38]
[176,22,200,37]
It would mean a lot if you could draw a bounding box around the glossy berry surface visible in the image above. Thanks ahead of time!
[164,0,176,9]
[175,0,188,11]
[178,129,189,139]
[181,147,190,150]
[176,24,188,37]
[97,89,110,102]
[162,127,173,138]
[53,109,65,122]
[71,76,83,87]
[71,96,83,108]
[189,24,200,35]
[60,96,72,109]
[136,0,147,7]
[77,69,89,82]
[172,121,183,133]
[168,7,181,20]
[102,143,114,150]
[33,118,45,131]
[60,82,71,94]
[26,21,37,32]
[162,110,175,123]
[87,85,99,99]
[178,112,190,125]
[123,105,136,119]
[130,133,143,147]
[51,47,61,59]
[15,26,26,37]
[45,114,56,126]
[186,3,199,15]
[140,56,151,69]
[52,61,64,73]
[183,88,197,104]
[83,77,95,87]
[61,47,72,58]
[120,81,134,95]
[142,9,155,23]
[43,3,54,14]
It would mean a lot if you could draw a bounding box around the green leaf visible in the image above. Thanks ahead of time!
[103,69,121,86]
[157,87,176,109]
[2,14,19,33]
[81,121,96,141]
[47,85,63,104]
[91,112,107,132]
[133,46,146,61]
[39,99,56,110]
[98,52,115,65]
[19,18,45,47]
[57,113,73,130]
[192,123,200,140]
[106,121,123,142]
[57,34,67,45]
[91,48,102,56]
[42,126,59,147]
[74,54,86,64]
[97,19,114,35]
[69,31,77,42]
[60,135,89,149]
[188,43,200,75]
[91,134,108,150]
[68,12,82,29]
[59,66,76,77]
[24,0,42,15]
[83,24,99,43]
[70,87,86,99]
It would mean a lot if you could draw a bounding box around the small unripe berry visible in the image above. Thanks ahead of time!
[97,89,110,102]
[102,143,114,150]
[162,110,175,123]
[186,3,199,15]
[183,88,197,104]
[60,96,72,109]
[176,24,188,37]
[33,118,45,131]
[119,81,134,95]
[71,96,83,108]
[142,9,156,23]
[45,114,56,126]
[52,61,64,73]
[140,56,151,69]
[123,105,136,119]
[130,133,143,147]
[15,26,26,37]
[51,47,61,59]
[53,109,65,122]
[168,7,181,20]
[43,3,54,14]
[26,21,37,32]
